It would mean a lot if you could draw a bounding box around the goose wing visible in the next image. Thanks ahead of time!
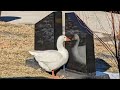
[29,50,63,63]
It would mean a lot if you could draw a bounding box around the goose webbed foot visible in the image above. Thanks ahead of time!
[51,70,65,79]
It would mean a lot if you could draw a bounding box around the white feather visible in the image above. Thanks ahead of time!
[28,35,69,72]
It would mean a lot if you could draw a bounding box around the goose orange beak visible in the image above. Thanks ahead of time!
[66,37,71,41]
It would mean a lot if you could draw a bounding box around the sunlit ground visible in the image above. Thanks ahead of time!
[0,22,52,78]
[0,21,119,78]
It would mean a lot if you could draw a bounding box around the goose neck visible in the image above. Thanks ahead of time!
[74,39,80,47]
[57,39,65,51]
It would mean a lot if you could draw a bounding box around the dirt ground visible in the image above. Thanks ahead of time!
[0,21,119,78]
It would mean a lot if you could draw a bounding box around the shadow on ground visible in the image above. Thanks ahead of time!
[96,58,111,72]
[0,16,21,22]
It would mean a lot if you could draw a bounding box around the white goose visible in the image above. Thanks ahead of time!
[29,35,71,79]
[71,34,86,65]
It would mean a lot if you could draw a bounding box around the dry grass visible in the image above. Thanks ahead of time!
[0,22,52,78]
[94,40,119,73]
[0,21,119,78]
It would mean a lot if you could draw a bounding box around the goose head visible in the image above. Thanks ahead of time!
[57,35,71,51]
[71,34,80,47]
[73,34,80,41]
[58,35,71,42]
